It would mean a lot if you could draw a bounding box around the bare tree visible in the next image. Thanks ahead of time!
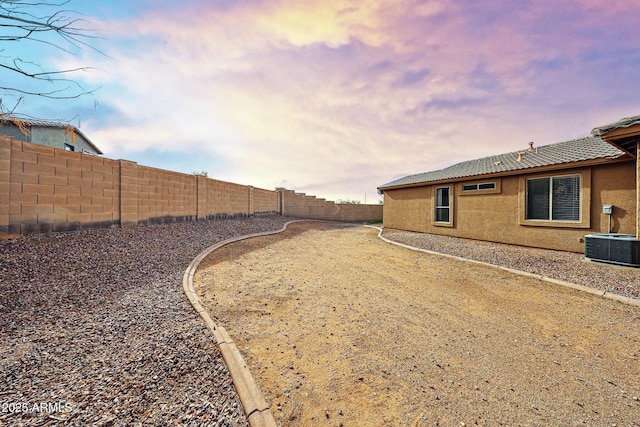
[0,0,99,121]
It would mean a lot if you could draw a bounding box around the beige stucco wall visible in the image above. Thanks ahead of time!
[591,161,637,236]
[0,125,99,155]
[383,161,637,253]
[382,186,431,232]
[30,126,98,154]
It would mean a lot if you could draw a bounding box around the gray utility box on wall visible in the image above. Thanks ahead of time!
[584,233,640,267]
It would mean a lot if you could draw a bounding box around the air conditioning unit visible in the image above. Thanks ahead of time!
[584,233,640,267]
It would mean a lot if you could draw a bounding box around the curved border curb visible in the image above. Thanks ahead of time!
[366,225,640,308]
[183,219,321,427]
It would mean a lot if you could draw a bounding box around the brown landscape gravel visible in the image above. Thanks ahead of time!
[195,222,640,426]
[381,228,640,301]
[0,216,291,426]
[3,217,640,426]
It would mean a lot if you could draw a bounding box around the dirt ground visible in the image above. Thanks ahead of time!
[194,222,640,426]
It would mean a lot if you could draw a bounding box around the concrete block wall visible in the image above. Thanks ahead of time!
[1,138,276,234]
[1,136,121,234]
[119,160,138,227]
[0,137,10,233]
[201,178,252,219]
[68,151,120,230]
[252,186,279,216]
[136,165,197,223]
[278,190,383,222]
[2,138,381,235]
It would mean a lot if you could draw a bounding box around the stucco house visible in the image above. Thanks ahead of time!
[378,115,640,258]
[0,118,102,155]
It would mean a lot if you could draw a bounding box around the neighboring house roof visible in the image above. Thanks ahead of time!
[379,136,627,190]
[0,118,103,155]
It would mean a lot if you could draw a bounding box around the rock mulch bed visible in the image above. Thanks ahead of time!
[381,229,640,301]
[0,217,290,426]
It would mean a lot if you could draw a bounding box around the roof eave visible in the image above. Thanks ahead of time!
[592,117,640,159]
[72,126,103,155]
[378,155,631,191]
[1,118,103,155]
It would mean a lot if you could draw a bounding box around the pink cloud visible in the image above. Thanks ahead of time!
[73,0,640,201]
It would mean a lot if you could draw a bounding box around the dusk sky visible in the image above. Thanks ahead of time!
[3,0,640,202]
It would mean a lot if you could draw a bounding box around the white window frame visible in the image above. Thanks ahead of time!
[434,186,451,224]
[526,174,581,222]
[519,169,591,229]
[462,181,496,192]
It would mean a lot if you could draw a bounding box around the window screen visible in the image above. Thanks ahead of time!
[552,175,580,221]
[478,182,496,190]
[526,175,580,221]
[526,178,550,220]
[435,187,450,222]
[463,182,496,192]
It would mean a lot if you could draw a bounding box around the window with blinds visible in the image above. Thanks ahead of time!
[526,175,580,221]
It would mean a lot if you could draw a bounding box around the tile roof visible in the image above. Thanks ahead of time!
[379,136,626,189]
[591,114,640,136]
[591,114,640,157]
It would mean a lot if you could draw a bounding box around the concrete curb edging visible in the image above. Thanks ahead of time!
[183,220,317,427]
[367,225,640,308]
[185,220,638,425]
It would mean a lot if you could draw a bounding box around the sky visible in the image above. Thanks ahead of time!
[2,0,640,203]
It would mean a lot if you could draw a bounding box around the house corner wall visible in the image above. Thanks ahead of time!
[381,187,431,232]
[637,143,640,238]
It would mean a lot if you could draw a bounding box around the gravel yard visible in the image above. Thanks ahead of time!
[195,222,640,426]
[3,218,639,426]
[381,229,640,301]
[0,216,290,426]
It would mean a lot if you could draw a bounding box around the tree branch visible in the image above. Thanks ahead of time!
[0,0,103,117]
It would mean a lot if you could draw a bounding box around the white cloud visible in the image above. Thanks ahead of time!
[50,0,640,201]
